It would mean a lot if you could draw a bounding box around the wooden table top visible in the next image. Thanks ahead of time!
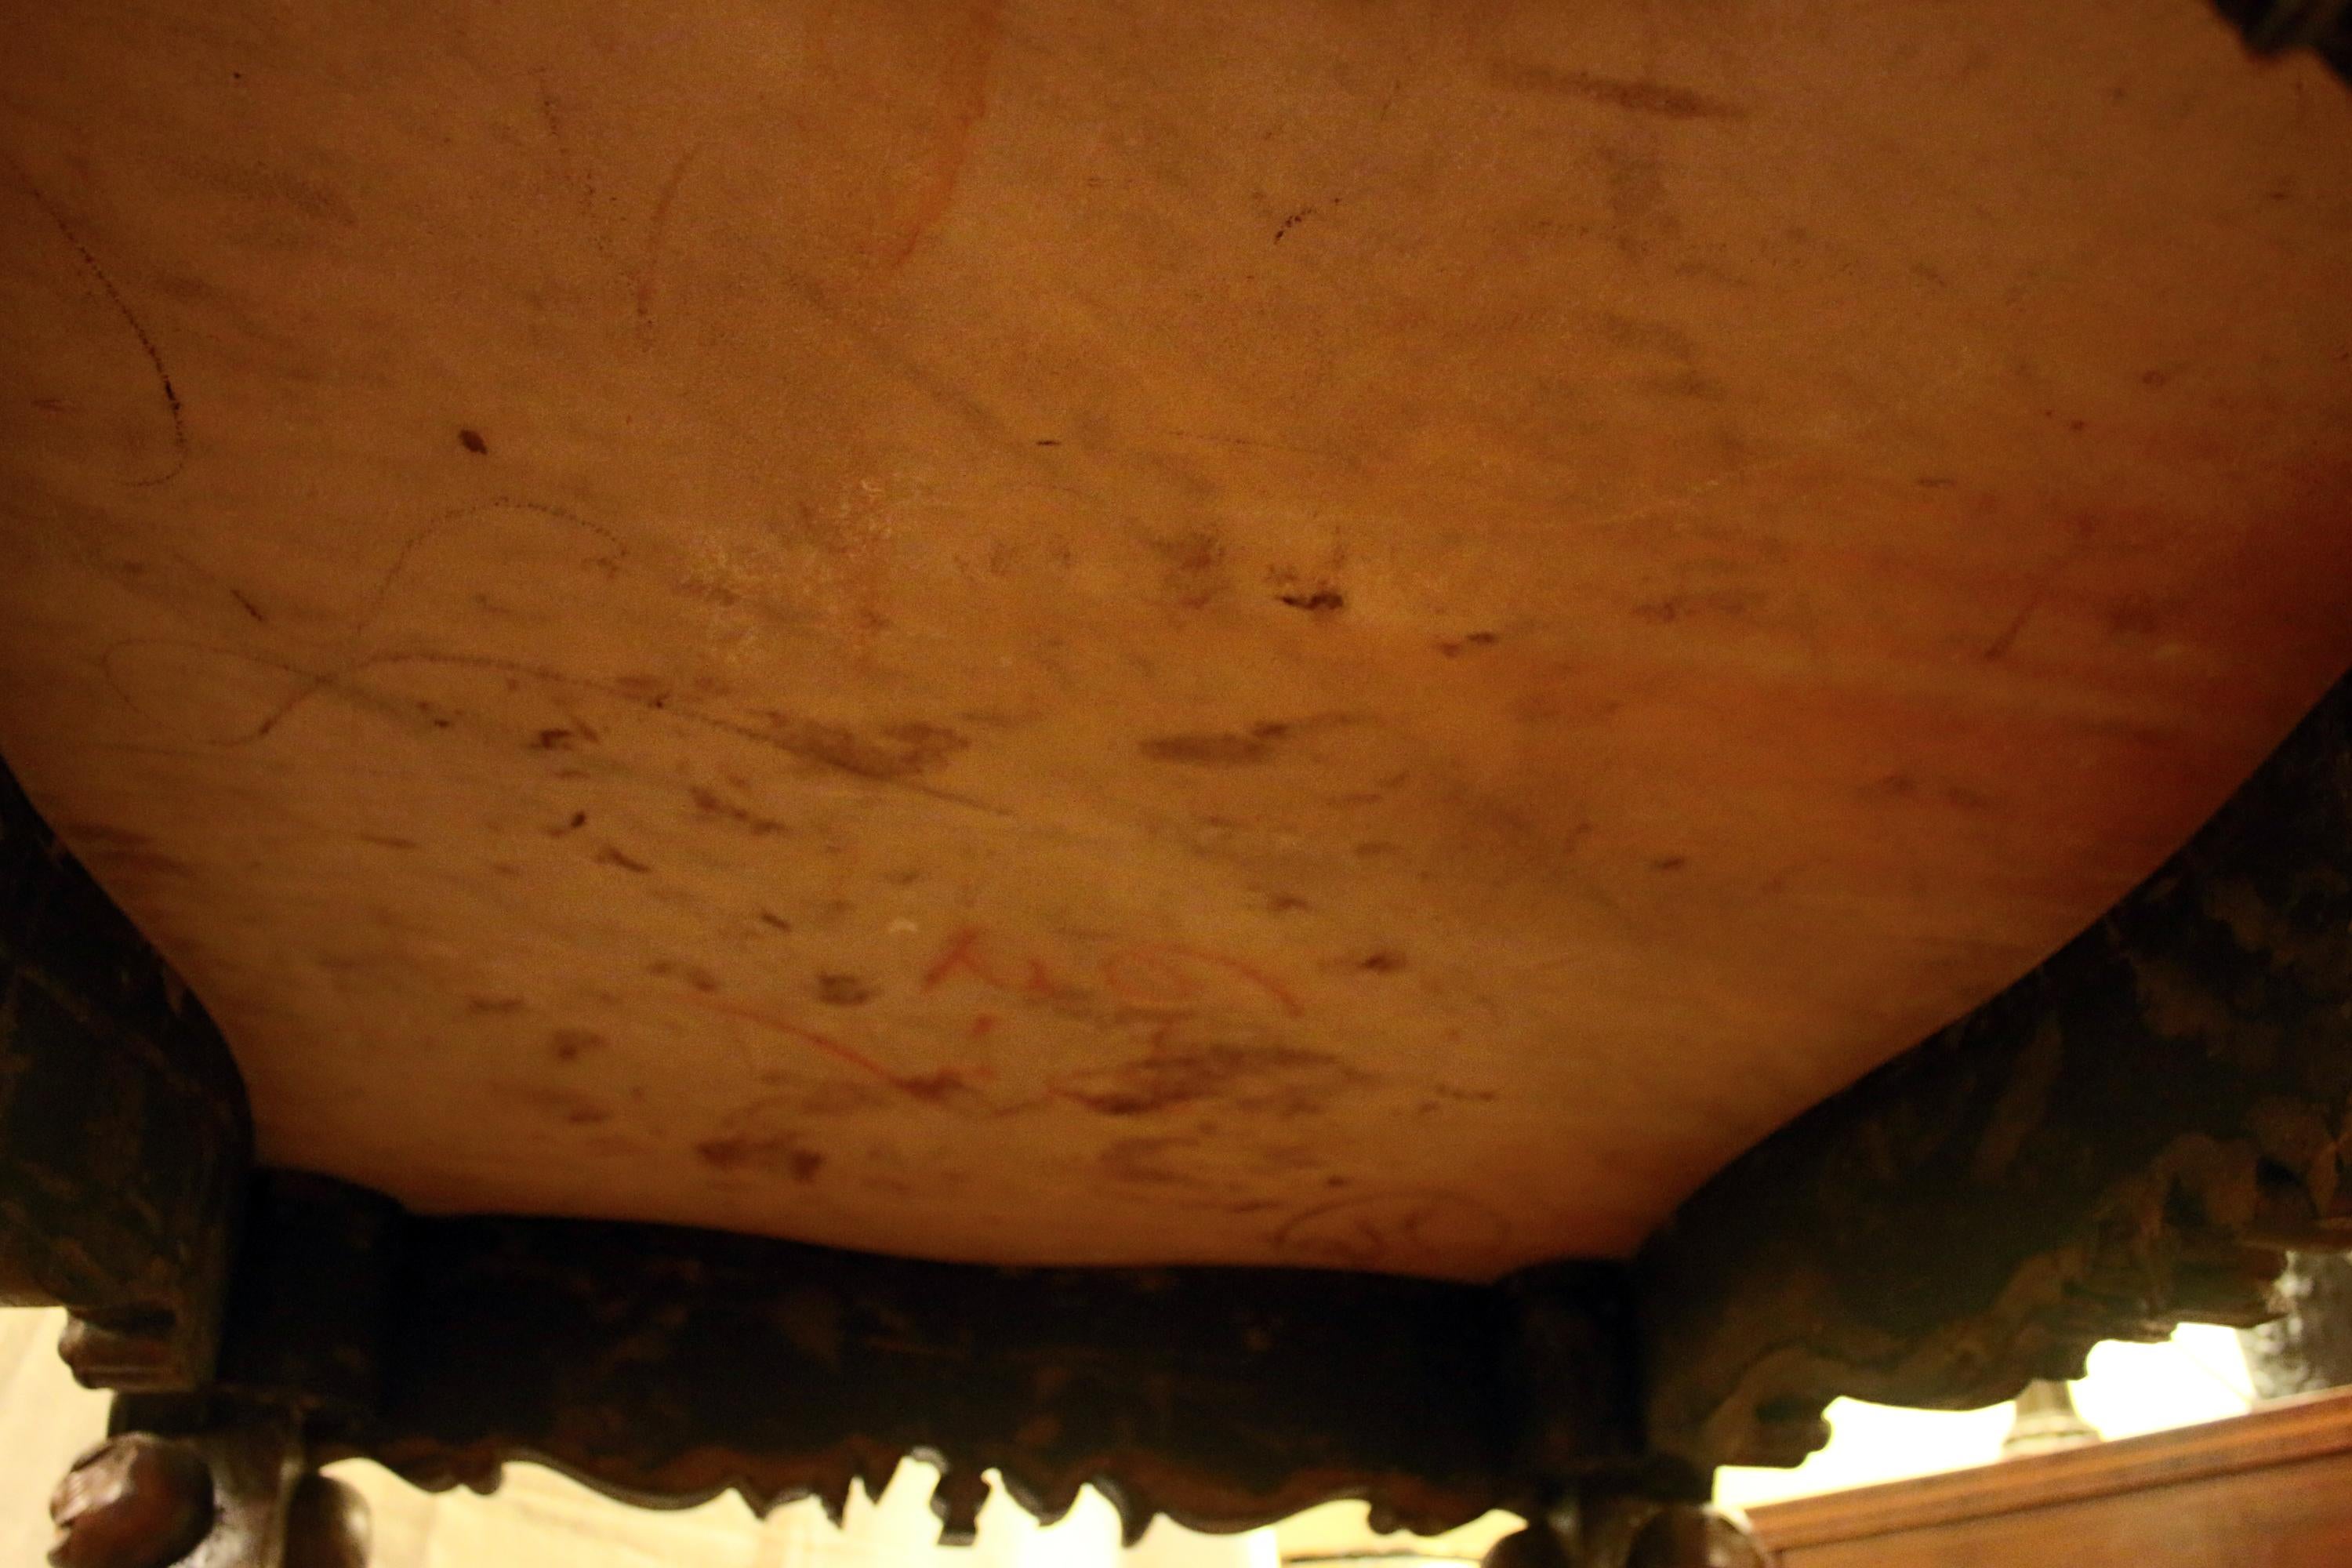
[4,0,2350,1278]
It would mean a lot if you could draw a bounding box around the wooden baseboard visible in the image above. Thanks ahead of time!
[1745,1388,2352,1566]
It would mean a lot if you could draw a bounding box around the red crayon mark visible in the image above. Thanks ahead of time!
[1104,943,1303,1017]
[923,927,986,990]
[685,993,990,1107]
[922,926,1062,996]
[686,994,899,1086]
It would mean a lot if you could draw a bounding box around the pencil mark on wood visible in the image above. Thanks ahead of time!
[1272,1190,1512,1272]
[1982,595,2040,661]
[534,70,615,256]
[99,641,327,745]
[1984,522,2097,662]
[99,499,1007,822]
[636,143,702,336]
[8,158,188,485]
[360,498,625,631]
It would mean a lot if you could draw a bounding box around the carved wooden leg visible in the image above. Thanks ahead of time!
[52,1402,368,1568]
[48,1436,213,1568]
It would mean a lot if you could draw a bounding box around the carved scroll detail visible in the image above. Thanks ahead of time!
[1639,672,2352,1475]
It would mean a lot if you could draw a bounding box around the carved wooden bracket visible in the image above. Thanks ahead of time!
[0,764,249,1391]
[1639,671,2352,1474]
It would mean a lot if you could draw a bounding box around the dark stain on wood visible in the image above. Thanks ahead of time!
[547,1029,607,1065]
[751,713,970,781]
[1142,720,1302,767]
[691,786,789,835]
[816,973,875,1006]
[1490,62,1748,123]
[695,1134,826,1181]
[1054,1045,1363,1120]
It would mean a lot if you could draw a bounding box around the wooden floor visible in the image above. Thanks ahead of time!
[4,2,2352,1274]
[1748,1389,2352,1566]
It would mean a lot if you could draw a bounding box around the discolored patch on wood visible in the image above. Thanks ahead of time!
[695,1134,826,1181]
[1142,731,1279,766]
[815,973,876,1006]
[547,1029,607,1065]
[492,1081,615,1127]
[1489,60,1748,122]
[1139,719,1331,767]
[1054,1044,1364,1120]
[751,713,970,781]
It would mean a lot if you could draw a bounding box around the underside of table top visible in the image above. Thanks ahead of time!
[3,0,2350,1277]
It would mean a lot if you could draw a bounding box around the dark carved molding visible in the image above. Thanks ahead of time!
[225,1174,1642,1543]
[1638,670,2352,1474]
[0,761,249,1391]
